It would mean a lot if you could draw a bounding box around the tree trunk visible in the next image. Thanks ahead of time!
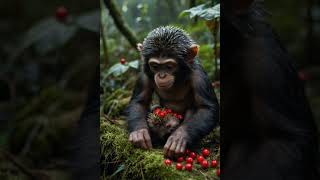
[104,0,139,50]
[100,24,109,67]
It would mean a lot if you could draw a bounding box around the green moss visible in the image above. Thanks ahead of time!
[100,117,220,180]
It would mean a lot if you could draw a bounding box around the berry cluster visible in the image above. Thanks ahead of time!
[164,148,220,177]
[153,107,183,120]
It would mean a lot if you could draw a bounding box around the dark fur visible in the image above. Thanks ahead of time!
[222,1,319,179]
[126,26,219,146]
[142,26,194,85]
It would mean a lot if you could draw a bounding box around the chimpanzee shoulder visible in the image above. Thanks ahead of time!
[190,63,217,107]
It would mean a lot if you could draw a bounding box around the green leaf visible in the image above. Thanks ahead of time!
[110,164,125,177]
[11,18,77,58]
[183,4,207,19]
[182,3,220,21]
[107,63,130,77]
[76,10,99,33]
[128,60,139,69]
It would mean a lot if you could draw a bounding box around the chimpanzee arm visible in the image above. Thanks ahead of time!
[183,66,219,143]
[126,73,154,149]
[126,73,153,132]
[164,65,219,157]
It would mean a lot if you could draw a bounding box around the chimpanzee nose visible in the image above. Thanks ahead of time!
[159,72,166,79]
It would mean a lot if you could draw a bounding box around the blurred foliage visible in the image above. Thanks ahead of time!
[181,3,220,20]
[265,0,320,147]
[0,1,98,179]
[265,0,320,67]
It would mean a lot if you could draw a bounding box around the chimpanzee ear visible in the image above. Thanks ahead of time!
[137,43,143,52]
[187,44,199,63]
[229,0,255,14]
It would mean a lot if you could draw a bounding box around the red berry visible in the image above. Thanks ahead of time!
[177,114,183,120]
[189,152,197,159]
[176,163,183,170]
[167,109,172,113]
[159,112,166,118]
[120,58,126,64]
[202,148,210,157]
[154,108,161,114]
[55,6,68,22]
[164,159,172,166]
[216,169,220,177]
[201,160,209,169]
[211,160,218,168]
[186,157,193,164]
[197,155,204,164]
[177,157,184,163]
[185,163,193,172]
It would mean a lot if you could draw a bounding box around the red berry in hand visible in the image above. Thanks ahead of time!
[177,157,184,163]
[211,160,218,168]
[55,6,68,22]
[154,108,161,114]
[189,152,197,159]
[202,148,210,157]
[216,169,220,177]
[185,163,193,172]
[120,58,126,64]
[197,155,204,164]
[176,163,183,170]
[164,159,172,166]
[201,160,209,169]
[186,157,193,164]
[159,112,166,118]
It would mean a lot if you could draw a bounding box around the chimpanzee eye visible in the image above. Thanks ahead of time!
[166,64,175,71]
[151,64,159,70]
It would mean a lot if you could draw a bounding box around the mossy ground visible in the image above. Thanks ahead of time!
[100,116,220,180]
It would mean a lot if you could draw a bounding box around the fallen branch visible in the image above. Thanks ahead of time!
[0,149,35,179]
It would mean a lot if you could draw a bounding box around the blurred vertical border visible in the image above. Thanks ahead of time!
[0,0,99,179]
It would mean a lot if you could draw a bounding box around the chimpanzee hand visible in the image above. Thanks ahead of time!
[164,126,188,158]
[129,128,153,150]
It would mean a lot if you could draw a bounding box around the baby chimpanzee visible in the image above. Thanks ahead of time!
[126,26,219,158]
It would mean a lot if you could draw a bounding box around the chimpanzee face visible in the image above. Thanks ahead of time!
[148,58,178,90]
